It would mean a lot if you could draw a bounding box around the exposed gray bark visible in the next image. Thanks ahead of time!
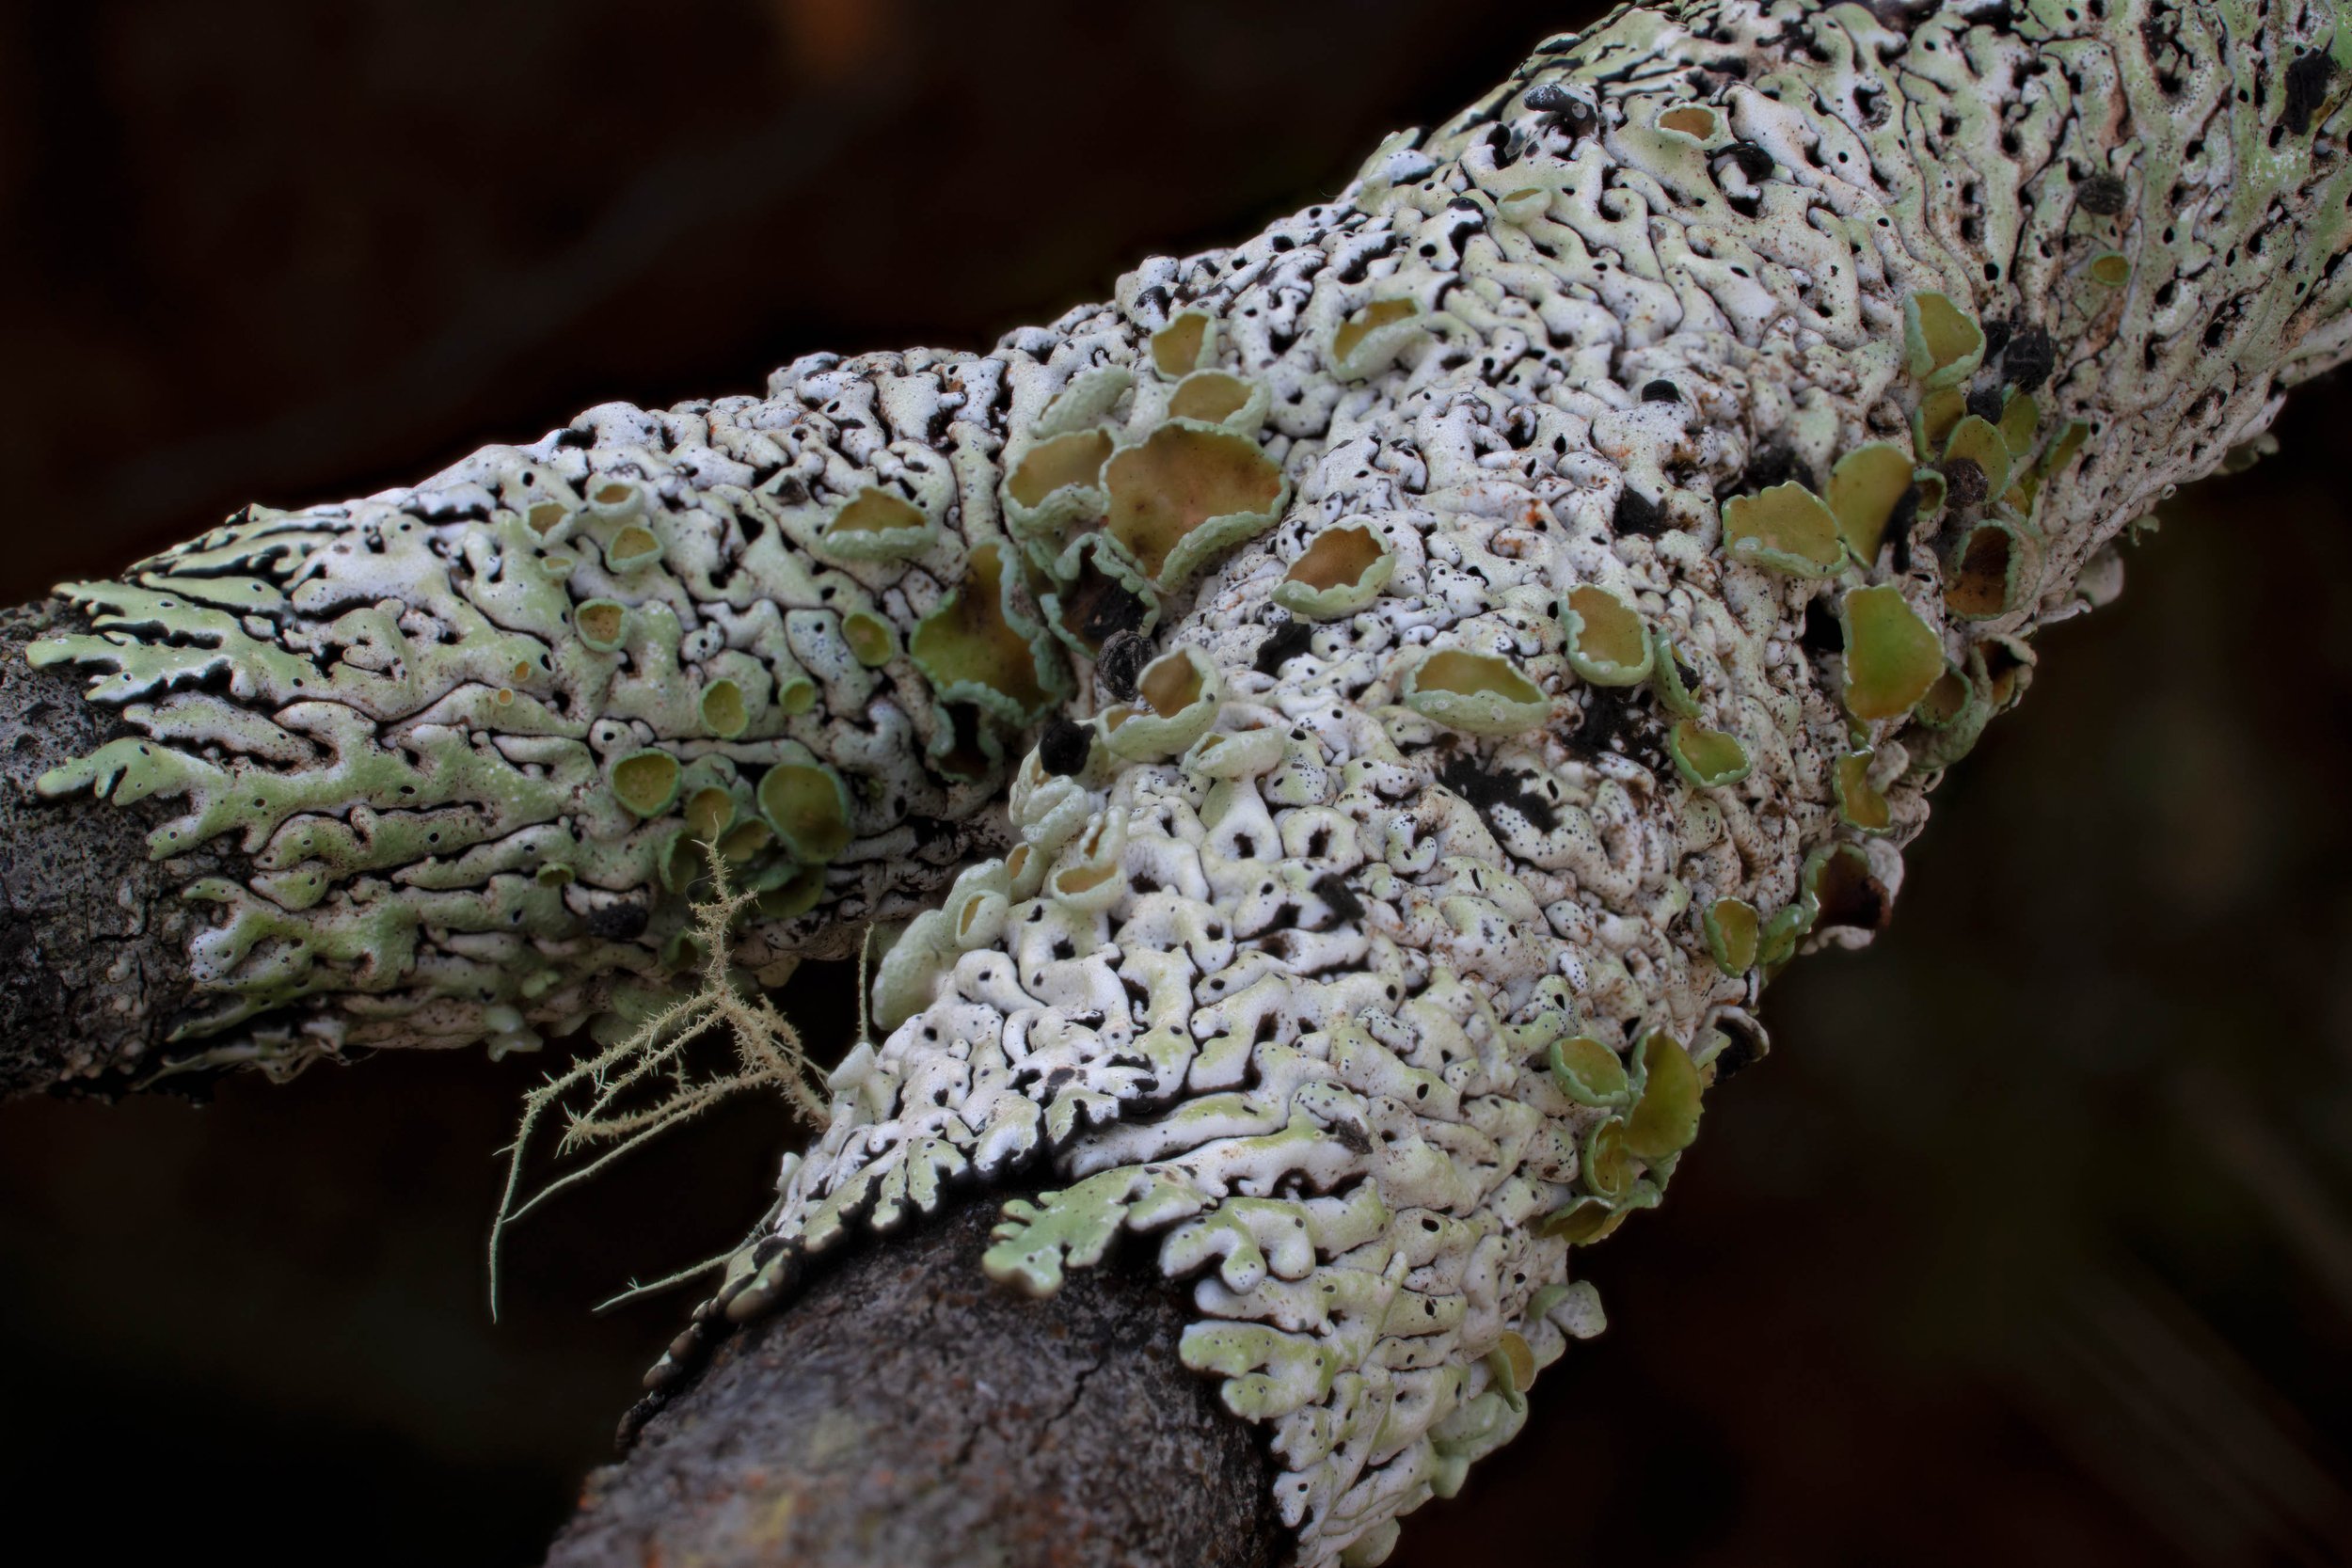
[548,1195,1282,1568]
[0,600,238,1096]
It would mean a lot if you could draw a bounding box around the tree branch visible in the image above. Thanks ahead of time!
[0,600,242,1093]
[548,1195,1281,1568]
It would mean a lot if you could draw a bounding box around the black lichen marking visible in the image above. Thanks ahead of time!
[1799,593,1844,655]
[1670,648,1700,696]
[1038,718,1092,778]
[1814,853,1890,932]
[1885,482,1922,574]
[2076,171,2128,216]
[1310,872,1367,930]
[1612,484,1667,536]
[1097,632,1150,703]
[1710,1013,1769,1080]
[1524,82,1597,141]
[1437,752,1561,834]
[1999,324,2056,393]
[1965,384,2005,425]
[2283,50,2336,136]
[1719,140,1775,182]
[1720,440,1812,501]
[1066,569,1150,650]
[1569,679,1669,772]
[1252,617,1316,677]
[1641,378,1684,403]
[585,898,651,941]
[1943,455,1988,511]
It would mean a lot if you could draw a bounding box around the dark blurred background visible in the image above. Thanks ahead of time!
[0,3,2347,1563]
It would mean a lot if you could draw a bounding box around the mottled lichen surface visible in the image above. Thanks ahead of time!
[31,1,2352,1562]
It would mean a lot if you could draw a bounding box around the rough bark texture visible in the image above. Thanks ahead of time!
[0,600,236,1096]
[548,1195,1282,1568]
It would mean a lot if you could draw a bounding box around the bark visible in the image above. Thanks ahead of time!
[0,600,240,1095]
[548,1195,1282,1568]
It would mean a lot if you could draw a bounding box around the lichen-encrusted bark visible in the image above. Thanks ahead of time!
[548,1196,1279,1568]
[19,1,2352,1563]
[0,602,241,1092]
[630,4,2352,1563]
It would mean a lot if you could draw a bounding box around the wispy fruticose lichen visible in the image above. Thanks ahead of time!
[32,1,2352,1562]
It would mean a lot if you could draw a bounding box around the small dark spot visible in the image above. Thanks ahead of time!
[1885,483,1922,574]
[1943,456,1988,511]
[1097,632,1151,702]
[1710,1014,1770,1080]
[1311,872,1366,928]
[2000,325,2056,393]
[1038,718,1092,777]
[1253,617,1316,676]
[2283,51,2335,136]
[1964,384,2004,425]
[584,900,649,941]
[2076,172,2128,215]
[1613,485,1667,537]
[1641,379,1684,403]
[1800,594,1844,655]
[1720,140,1775,182]
[1724,440,1811,499]
[1438,752,1561,832]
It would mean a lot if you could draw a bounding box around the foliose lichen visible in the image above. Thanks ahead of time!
[36,1,2352,1562]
